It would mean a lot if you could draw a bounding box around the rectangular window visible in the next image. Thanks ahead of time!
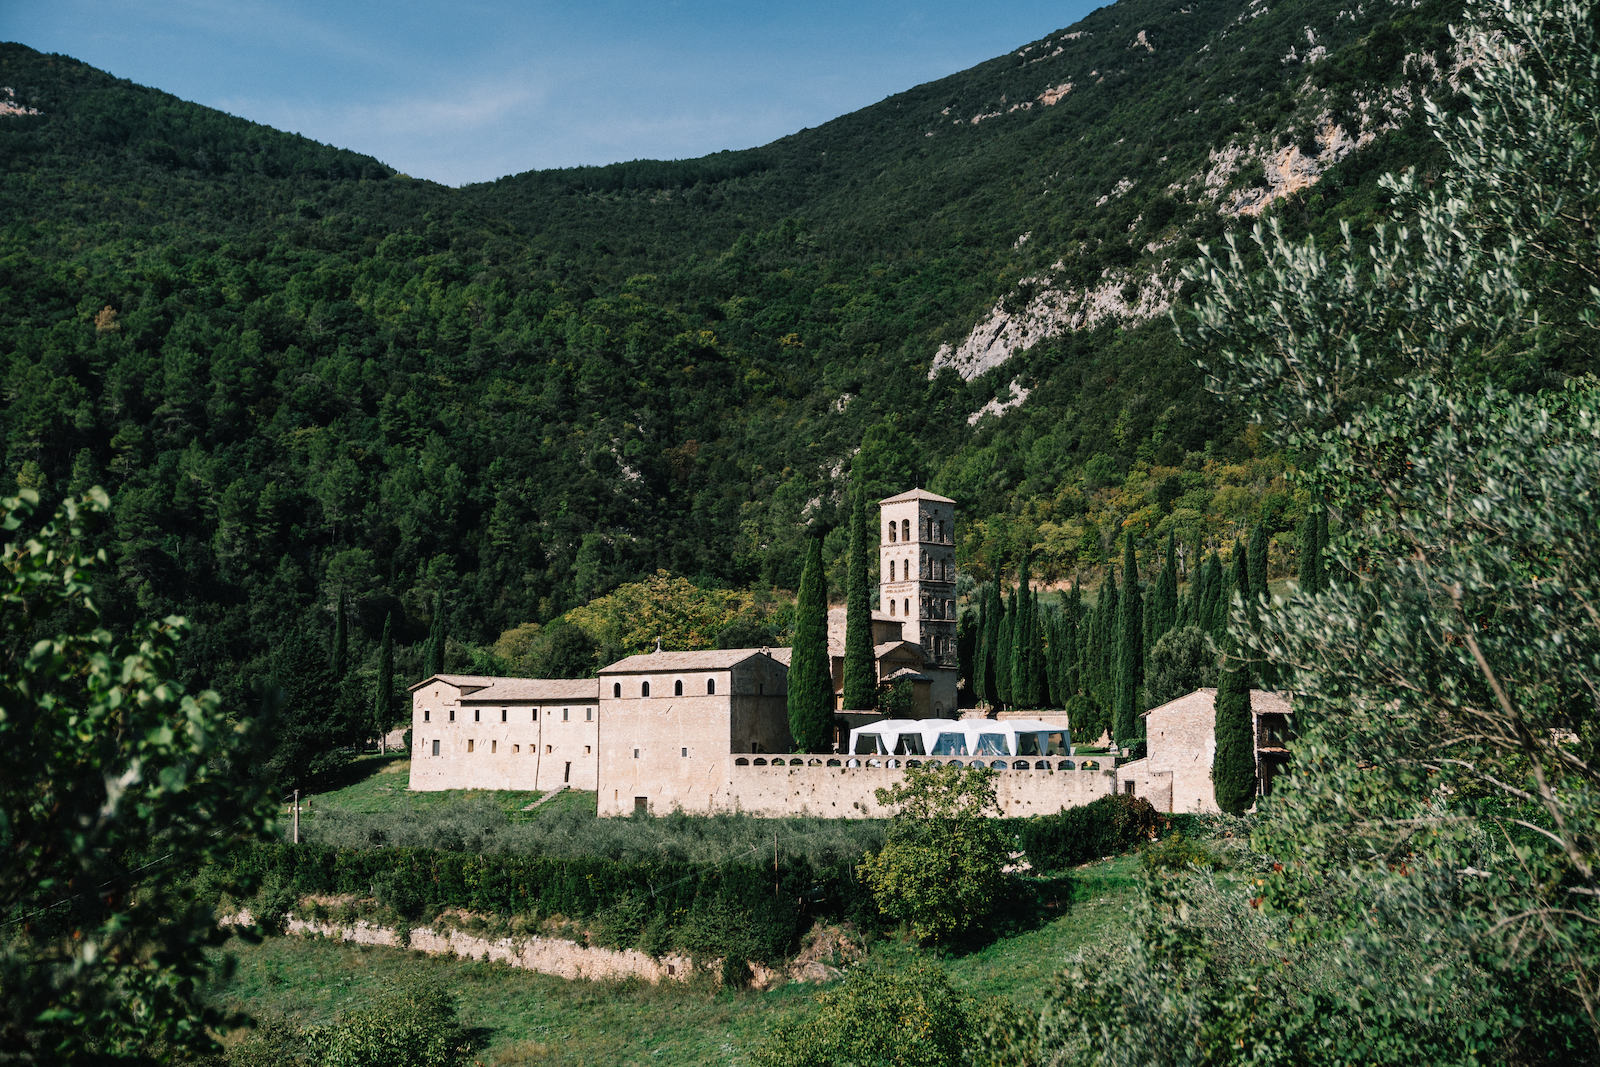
[449,709,455,722]
[681,747,688,758]
[491,740,498,753]
[424,709,431,722]
[532,709,538,721]
[586,707,593,721]
[513,744,520,753]
[501,709,507,722]
[474,709,480,722]
[545,744,552,754]
[584,745,592,755]
[431,739,439,756]
[564,762,571,784]
[633,748,640,759]
[563,708,570,721]
[467,739,475,753]
[634,797,648,815]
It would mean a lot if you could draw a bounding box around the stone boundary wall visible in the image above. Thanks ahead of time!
[717,755,1119,818]
[228,911,693,983]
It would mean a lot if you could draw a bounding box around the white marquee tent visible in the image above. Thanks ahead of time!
[846,718,1073,759]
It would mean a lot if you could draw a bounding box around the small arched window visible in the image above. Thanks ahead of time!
[889,600,896,616]
[889,560,896,581]
[674,679,683,696]
[612,682,621,698]
[888,523,897,543]
[707,678,715,695]
[904,598,910,617]
[902,519,910,542]
[936,519,943,541]
[641,681,651,698]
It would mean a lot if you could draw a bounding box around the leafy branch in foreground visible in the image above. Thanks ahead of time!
[0,488,273,1062]
[1048,1,1600,1062]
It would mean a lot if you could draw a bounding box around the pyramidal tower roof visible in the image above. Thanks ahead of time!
[878,488,955,505]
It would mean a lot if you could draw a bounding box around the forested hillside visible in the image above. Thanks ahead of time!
[0,0,1461,745]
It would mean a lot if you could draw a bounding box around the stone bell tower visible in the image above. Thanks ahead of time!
[878,488,957,670]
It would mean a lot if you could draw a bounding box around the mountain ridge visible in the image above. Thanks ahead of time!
[0,0,1461,714]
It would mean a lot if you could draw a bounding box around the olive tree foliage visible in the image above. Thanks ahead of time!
[857,763,1009,944]
[0,489,274,1062]
[752,960,1037,1067]
[1046,3,1600,1062]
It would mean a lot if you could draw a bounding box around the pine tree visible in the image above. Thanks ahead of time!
[374,611,394,755]
[787,534,833,752]
[1212,548,1257,815]
[841,492,876,711]
[1114,534,1143,744]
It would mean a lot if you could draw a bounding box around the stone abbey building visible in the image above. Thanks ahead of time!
[408,488,1288,816]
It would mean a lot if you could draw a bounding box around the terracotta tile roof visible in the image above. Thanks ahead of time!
[1140,688,1293,717]
[878,488,956,505]
[406,673,501,693]
[599,648,781,674]
[461,678,599,702]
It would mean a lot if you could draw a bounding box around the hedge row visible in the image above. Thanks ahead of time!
[212,841,877,964]
[1012,794,1165,873]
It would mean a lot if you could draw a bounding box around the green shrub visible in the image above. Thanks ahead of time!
[1013,793,1164,873]
[1139,831,1223,873]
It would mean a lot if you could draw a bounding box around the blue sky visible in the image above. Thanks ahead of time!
[2,1,1105,186]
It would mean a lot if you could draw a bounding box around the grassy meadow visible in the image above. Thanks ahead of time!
[211,756,1146,1065]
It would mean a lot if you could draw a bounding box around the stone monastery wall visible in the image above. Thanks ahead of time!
[625,755,1118,818]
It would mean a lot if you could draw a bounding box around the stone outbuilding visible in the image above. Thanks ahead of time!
[409,674,600,791]
[1116,688,1293,813]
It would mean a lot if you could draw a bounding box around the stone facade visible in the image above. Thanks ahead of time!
[594,648,792,817]
[1116,688,1293,813]
[877,488,959,714]
[409,675,600,792]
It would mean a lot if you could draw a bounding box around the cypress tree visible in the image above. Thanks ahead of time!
[1248,524,1269,608]
[979,574,1002,708]
[423,591,445,679]
[1200,552,1226,637]
[787,534,833,752]
[330,586,348,679]
[1212,548,1257,814]
[1093,568,1118,713]
[374,611,393,755]
[1299,492,1327,594]
[841,492,876,711]
[1114,534,1143,744]
[996,589,1015,709]
[1043,607,1063,708]
[1149,532,1178,649]
[1062,583,1083,703]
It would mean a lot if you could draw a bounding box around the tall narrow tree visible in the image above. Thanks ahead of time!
[1248,523,1269,608]
[330,586,348,679]
[787,534,833,752]
[1149,532,1179,650]
[1114,534,1143,744]
[995,589,1016,709]
[979,574,1002,709]
[841,493,876,711]
[374,611,393,756]
[1212,547,1257,814]
[1298,491,1327,594]
[423,590,445,679]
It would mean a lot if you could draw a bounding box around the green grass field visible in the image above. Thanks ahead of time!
[215,756,1143,1064]
[208,854,1141,1064]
